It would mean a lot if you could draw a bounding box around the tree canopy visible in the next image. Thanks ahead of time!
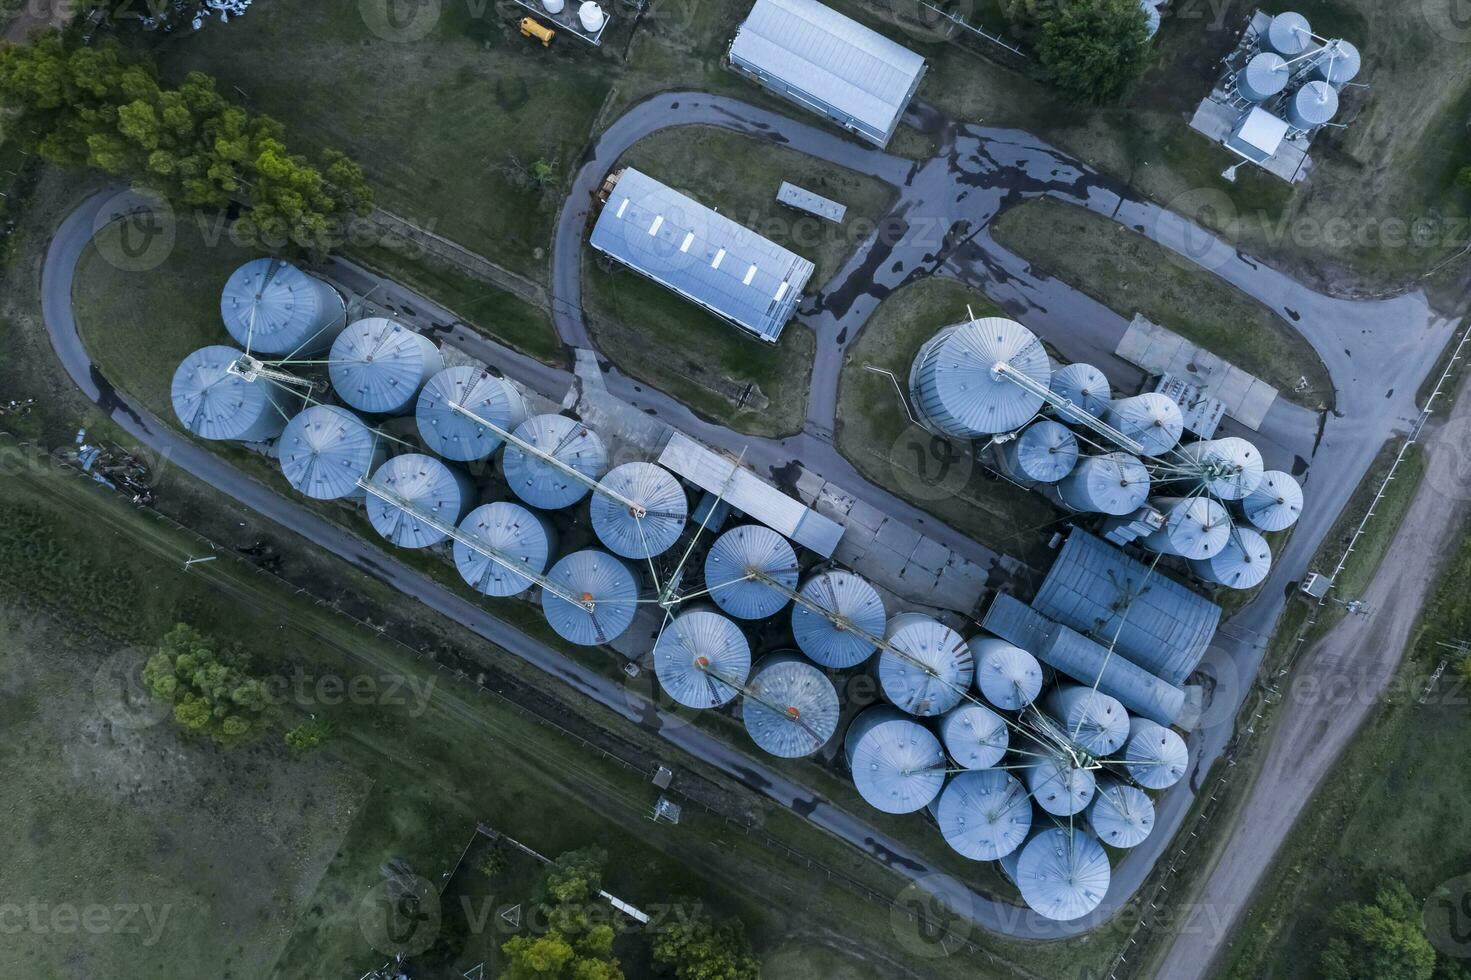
[1014,0,1152,104]
[501,848,625,980]
[143,623,270,744]
[1320,882,1437,980]
[649,903,760,980]
[0,30,371,254]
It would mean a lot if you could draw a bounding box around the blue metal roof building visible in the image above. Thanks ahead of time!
[728,0,927,148]
[589,168,813,343]
[1031,530,1221,686]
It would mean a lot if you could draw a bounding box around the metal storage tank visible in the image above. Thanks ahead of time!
[577,0,604,31]
[1106,393,1184,457]
[503,414,609,510]
[1143,496,1231,560]
[933,769,1033,861]
[939,702,1009,769]
[1045,685,1130,758]
[654,609,752,708]
[909,317,1051,438]
[1287,79,1339,131]
[844,705,946,814]
[1055,452,1151,516]
[970,636,1043,710]
[877,613,975,717]
[1311,38,1360,87]
[220,258,345,356]
[365,453,475,548]
[1049,362,1112,420]
[453,501,556,598]
[590,462,688,559]
[743,653,840,758]
[997,420,1079,485]
[1241,469,1303,532]
[541,549,640,646]
[415,366,528,462]
[1087,777,1155,849]
[171,345,293,443]
[704,525,799,620]
[1026,754,1097,817]
[1123,718,1188,790]
[1237,52,1289,102]
[329,318,442,415]
[1263,10,1311,56]
[791,570,887,669]
[278,404,383,499]
[1178,436,1264,500]
[1000,826,1042,884]
[1190,526,1272,590]
[1016,828,1111,921]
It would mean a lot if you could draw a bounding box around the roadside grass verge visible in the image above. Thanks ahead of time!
[834,275,1059,570]
[990,198,1333,408]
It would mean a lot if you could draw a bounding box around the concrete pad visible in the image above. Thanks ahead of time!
[1117,316,1278,431]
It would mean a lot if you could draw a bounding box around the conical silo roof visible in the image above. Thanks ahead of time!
[278,404,381,499]
[999,420,1079,484]
[1107,394,1183,457]
[1263,10,1311,56]
[365,454,475,548]
[1143,496,1231,560]
[1238,51,1288,102]
[1045,686,1130,758]
[171,345,292,443]
[934,770,1033,861]
[654,609,751,708]
[1055,453,1151,516]
[1026,754,1097,816]
[743,653,840,758]
[1123,718,1188,790]
[220,258,345,356]
[453,501,556,598]
[1287,79,1338,130]
[1311,38,1360,87]
[503,414,609,510]
[969,636,1043,710]
[1177,437,1264,500]
[791,570,887,669]
[1190,526,1271,590]
[877,613,975,717]
[541,550,639,646]
[843,705,946,814]
[415,366,528,462]
[329,318,442,416]
[1049,362,1113,421]
[938,702,1009,769]
[704,525,799,620]
[1087,777,1155,849]
[1016,828,1111,921]
[909,318,1051,438]
[590,462,688,559]
[1241,469,1303,532]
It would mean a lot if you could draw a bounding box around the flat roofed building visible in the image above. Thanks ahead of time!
[589,167,813,343]
[1225,106,1289,164]
[777,181,846,223]
[728,0,926,148]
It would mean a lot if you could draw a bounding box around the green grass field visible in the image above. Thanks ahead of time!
[834,275,1060,569]
[991,198,1334,407]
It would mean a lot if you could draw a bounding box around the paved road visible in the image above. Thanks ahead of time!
[44,189,1075,940]
[1156,378,1471,980]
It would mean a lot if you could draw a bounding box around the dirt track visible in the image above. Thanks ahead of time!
[1157,374,1471,980]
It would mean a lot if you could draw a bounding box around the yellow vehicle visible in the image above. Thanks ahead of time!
[519,17,555,47]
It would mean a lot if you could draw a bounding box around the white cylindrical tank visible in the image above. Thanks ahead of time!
[1016,828,1111,922]
[1046,685,1130,758]
[1107,393,1184,457]
[933,769,1033,861]
[996,420,1079,485]
[1190,526,1272,590]
[1026,754,1097,817]
[1237,52,1289,102]
[1087,776,1156,849]
[969,636,1043,710]
[1123,717,1188,789]
[908,318,1051,438]
[1177,436,1264,500]
[542,0,564,12]
[1263,11,1311,57]
[844,705,946,814]
[1143,496,1231,560]
[1286,80,1339,131]
[329,318,442,416]
[171,345,294,444]
[877,613,974,717]
[938,702,1008,769]
[1055,452,1151,516]
[1049,362,1113,421]
[1240,469,1303,532]
[578,1,605,31]
[1311,38,1361,87]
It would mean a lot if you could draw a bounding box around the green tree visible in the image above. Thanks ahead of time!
[499,848,624,980]
[1014,0,1151,104]
[649,903,759,980]
[284,718,334,753]
[1319,882,1437,980]
[142,623,270,745]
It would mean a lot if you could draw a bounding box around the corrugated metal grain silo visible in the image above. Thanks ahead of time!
[503,414,609,510]
[791,570,887,669]
[415,366,528,462]
[220,258,345,356]
[278,403,384,499]
[742,653,840,758]
[843,705,946,814]
[329,318,443,415]
[704,525,800,620]
[933,769,1033,861]
[590,462,688,559]
[1122,717,1188,790]
[541,549,640,646]
[654,608,752,708]
[1049,362,1112,420]
[1190,526,1272,590]
[1177,437,1264,500]
[938,701,1009,769]
[996,420,1079,485]
[1026,754,1097,817]
[1045,685,1130,757]
[171,345,294,443]
[1106,393,1183,457]
[1055,452,1151,515]
[453,501,557,598]
[877,613,975,717]
[365,453,476,548]
[969,636,1043,710]
[1143,496,1231,560]
[1241,470,1303,532]
[909,317,1051,438]
[1015,828,1111,921]
[1086,776,1155,849]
